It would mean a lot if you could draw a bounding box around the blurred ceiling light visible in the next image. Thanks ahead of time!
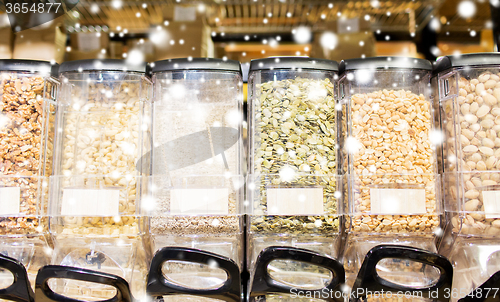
[112,0,122,9]
[90,4,99,14]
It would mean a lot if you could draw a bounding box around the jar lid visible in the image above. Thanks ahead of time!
[432,53,500,75]
[152,58,241,74]
[59,59,146,74]
[339,57,432,74]
[249,57,338,73]
[0,59,57,76]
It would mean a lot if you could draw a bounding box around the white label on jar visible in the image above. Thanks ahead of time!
[170,189,229,215]
[0,187,21,215]
[370,188,426,215]
[482,191,500,219]
[266,188,324,215]
[61,189,120,216]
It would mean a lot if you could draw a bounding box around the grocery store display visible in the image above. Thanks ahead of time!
[0,60,58,295]
[149,57,243,251]
[340,57,439,235]
[339,57,442,295]
[348,89,438,233]
[148,58,244,301]
[51,59,151,236]
[0,54,498,300]
[49,59,152,300]
[250,75,338,235]
[247,57,342,301]
[0,60,57,235]
[435,53,500,302]
[436,54,500,235]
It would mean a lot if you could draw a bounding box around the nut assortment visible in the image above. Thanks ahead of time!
[251,77,339,235]
[349,89,439,234]
[5,56,500,297]
[444,71,500,235]
[56,78,150,237]
[0,73,55,234]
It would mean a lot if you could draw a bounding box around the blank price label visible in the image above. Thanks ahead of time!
[266,187,323,215]
[170,188,229,215]
[482,191,500,219]
[0,187,21,215]
[61,189,120,216]
[370,188,426,215]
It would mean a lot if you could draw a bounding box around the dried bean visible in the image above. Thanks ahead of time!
[448,71,500,235]
[349,89,439,234]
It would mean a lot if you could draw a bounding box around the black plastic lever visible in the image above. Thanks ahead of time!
[249,246,346,302]
[459,271,500,302]
[0,253,34,302]
[35,265,134,302]
[146,247,242,302]
[350,245,453,302]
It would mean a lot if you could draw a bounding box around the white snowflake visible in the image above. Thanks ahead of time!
[430,46,441,57]
[429,17,441,32]
[320,32,338,50]
[457,1,477,18]
[370,0,380,8]
[293,26,311,44]
[90,4,99,14]
[279,165,296,182]
[111,0,122,9]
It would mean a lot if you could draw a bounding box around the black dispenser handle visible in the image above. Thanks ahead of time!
[146,247,242,302]
[249,246,346,302]
[350,245,453,302]
[459,271,500,301]
[35,265,134,302]
[0,253,34,302]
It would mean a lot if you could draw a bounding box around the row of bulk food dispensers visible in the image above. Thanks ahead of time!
[0,54,499,302]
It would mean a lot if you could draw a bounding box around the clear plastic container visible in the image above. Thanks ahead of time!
[339,57,441,290]
[49,175,149,300]
[434,53,500,237]
[0,60,58,293]
[247,57,341,298]
[433,53,500,301]
[53,59,152,236]
[148,58,244,301]
[0,176,52,297]
[447,238,500,302]
[0,60,57,235]
[50,59,152,300]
